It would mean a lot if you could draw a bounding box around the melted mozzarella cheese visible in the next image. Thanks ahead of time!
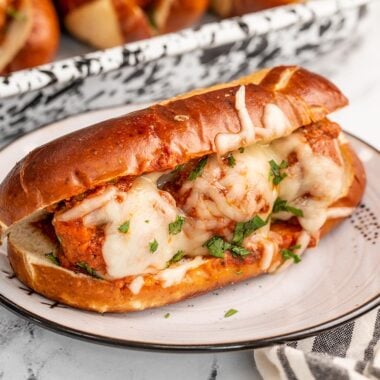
[56,122,349,281]
[214,84,292,155]
[155,257,204,288]
[58,176,188,279]
[271,132,348,234]
[243,223,277,270]
[129,276,144,295]
[338,131,349,145]
[326,207,354,219]
[215,85,256,156]
[179,144,279,231]
[261,104,291,140]
[259,239,276,271]
[57,188,116,222]
[276,231,311,273]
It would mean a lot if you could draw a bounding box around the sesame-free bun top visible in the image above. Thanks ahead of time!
[0,66,348,228]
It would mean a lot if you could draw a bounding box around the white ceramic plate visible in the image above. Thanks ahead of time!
[0,106,379,351]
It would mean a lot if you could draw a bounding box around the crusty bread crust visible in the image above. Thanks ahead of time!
[1,0,59,75]
[7,142,365,313]
[0,66,347,228]
[8,231,276,313]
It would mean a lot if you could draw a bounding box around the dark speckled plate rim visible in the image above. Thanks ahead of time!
[0,291,379,353]
[0,131,378,353]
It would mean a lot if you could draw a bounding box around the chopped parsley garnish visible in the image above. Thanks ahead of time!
[273,198,304,217]
[45,252,60,266]
[76,262,102,279]
[167,250,184,267]
[164,313,170,319]
[172,164,184,173]
[145,220,149,223]
[149,239,158,253]
[203,236,230,258]
[269,160,288,185]
[226,153,236,167]
[239,147,245,153]
[232,215,268,246]
[281,244,302,263]
[168,215,185,235]
[203,236,251,259]
[230,245,250,257]
[188,157,208,180]
[118,220,130,233]
[224,309,238,318]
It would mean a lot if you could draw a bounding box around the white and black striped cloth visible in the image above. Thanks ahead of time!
[254,307,380,380]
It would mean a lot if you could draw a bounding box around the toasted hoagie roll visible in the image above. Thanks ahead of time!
[0,66,365,313]
[0,0,59,75]
[57,0,208,49]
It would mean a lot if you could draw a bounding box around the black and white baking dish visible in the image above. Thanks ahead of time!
[0,0,369,147]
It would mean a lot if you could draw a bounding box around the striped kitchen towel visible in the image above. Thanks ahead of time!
[254,306,380,380]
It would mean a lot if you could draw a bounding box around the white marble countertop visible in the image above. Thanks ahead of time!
[1,2,379,380]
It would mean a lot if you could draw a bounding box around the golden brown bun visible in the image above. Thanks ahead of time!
[1,0,59,75]
[211,0,303,17]
[0,66,348,228]
[57,0,208,49]
[6,141,365,313]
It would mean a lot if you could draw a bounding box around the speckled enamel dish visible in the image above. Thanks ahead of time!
[0,0,369,147]
[0,106,379,352]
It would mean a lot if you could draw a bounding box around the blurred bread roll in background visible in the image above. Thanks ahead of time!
[0,0,59,74]
[57,0,209,49]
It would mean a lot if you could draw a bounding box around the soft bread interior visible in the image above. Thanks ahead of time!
[8,215,67,274]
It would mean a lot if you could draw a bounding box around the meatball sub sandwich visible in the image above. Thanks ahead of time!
[0,66,366,312]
